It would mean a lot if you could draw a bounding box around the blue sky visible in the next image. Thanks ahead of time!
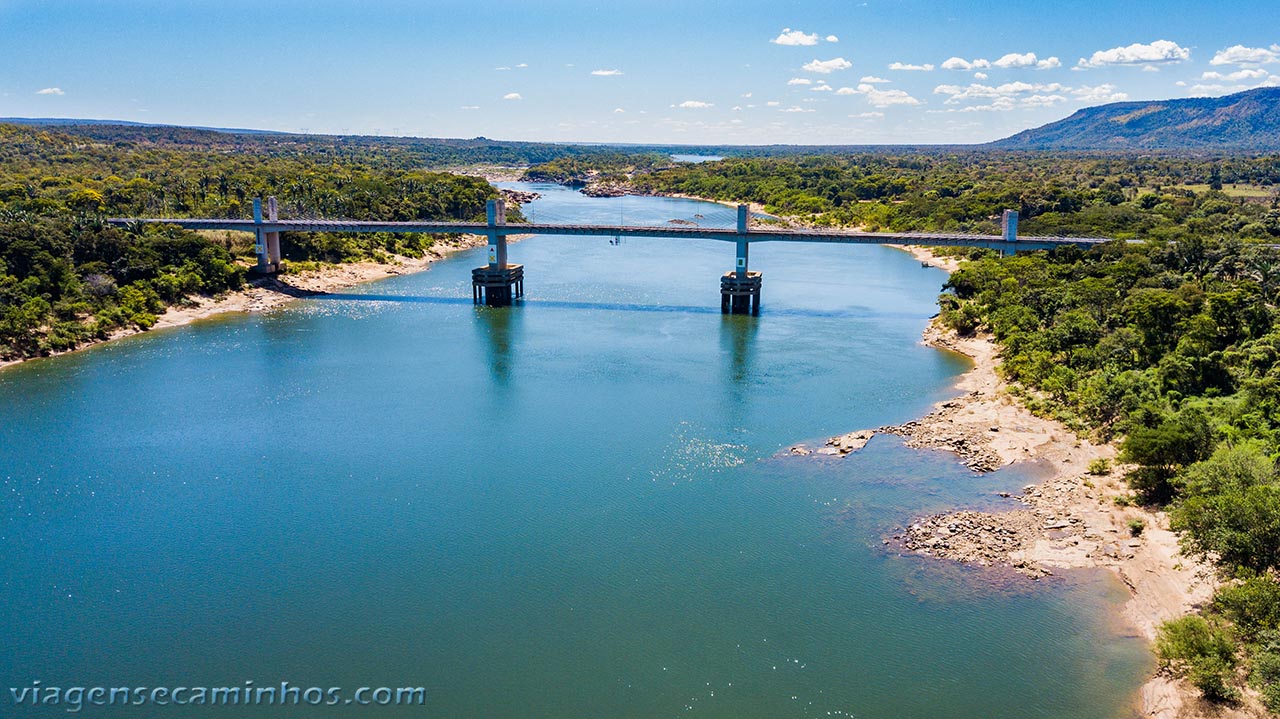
[3,0,1280,145]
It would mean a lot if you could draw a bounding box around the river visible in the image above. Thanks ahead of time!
[0,182,1148,717]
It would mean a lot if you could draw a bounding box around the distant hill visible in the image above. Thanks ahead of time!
[0,117,287,135]
[991,87,1280,150]
[0,117,971,157]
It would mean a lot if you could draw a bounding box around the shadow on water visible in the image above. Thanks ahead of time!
[719,314,758,395]
[313,292,907,320]
[474,305,523,385]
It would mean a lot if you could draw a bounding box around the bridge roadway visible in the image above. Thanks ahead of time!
[108,198,1118,314]
[108,217,1115,253]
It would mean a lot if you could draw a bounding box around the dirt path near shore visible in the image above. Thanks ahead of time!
[797,246,1237,719]
[0,233,498,373]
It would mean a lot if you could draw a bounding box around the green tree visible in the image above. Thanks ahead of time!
[1171,442,1280,575]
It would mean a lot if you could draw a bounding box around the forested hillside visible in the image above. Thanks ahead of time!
[991,87,1280,151]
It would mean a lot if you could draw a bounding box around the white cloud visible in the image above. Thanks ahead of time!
[974,72,988,80]
[516,63,528,68]
[1021,94,1068,108]
[1188,83,1248,95]
[1210,44,1280,66]
[772,28,819,46]
[742,92,753,98]
[992,52,1037,68]
[731,106,743,111]
[591,69,623,76]
[942,56,991,71]
[781,106,815,113]
[852,83,923,107]
[613,107,625,113]
[787,77,813,85]
[859,75,890,83]
[968,52,1059,71]
[811,84,833,92]
[1142,65,1161,72]
[1203,68,1271,81]
[36,87,64,95]
[503,92,522,100]
[826,35,839,43]
[850,111,884,118]
[675,100,713,108]
[460,105,480,110]
[1077,39,1190,68]
[888,62,935,71]
[957,97,1017,112]
[802,57,852,74]
[1188,71,1280,95]
[494,66,511,71]
[933,81,1066,103]
[1072,84,1129,102]
[836,87,856,95]
[765,100,781,106]
[937,94,1070,113]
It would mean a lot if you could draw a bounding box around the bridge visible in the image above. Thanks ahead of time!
[110,197,1117,315]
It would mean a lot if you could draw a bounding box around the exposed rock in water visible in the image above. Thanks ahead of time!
[897,509,1054,579]
[877,392,1004,473]
[826,430,875,455]
[499,188,541,205]
[580,182,629,198]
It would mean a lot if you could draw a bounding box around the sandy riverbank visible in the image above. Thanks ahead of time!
[793,246,1233,719]
[0,233,505,373]
[659,192,773,218]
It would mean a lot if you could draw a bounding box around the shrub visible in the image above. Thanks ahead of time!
[1155,615,1238,701]
[1088,458,1112,475]
[1252,632,1280,712]
[1170,442,1280,576]
[1128,518,1146,537]
[1213,575,1280,641]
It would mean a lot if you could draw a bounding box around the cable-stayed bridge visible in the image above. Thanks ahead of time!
[109,197,1118,315]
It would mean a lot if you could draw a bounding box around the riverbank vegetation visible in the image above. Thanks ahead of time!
[0,123,524,360]
[937,240,1280,703]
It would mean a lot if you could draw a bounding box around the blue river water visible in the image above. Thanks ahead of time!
[0,182,1149,717]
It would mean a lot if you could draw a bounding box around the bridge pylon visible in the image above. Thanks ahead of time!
[265,196,282,271]
[721,204,761,315]
[472,199,524,306]
[251,196,282,274]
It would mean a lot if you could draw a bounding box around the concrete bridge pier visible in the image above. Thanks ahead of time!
[1000,209,1019,257]
[721,204,761,315]
[252,198,270,273]
[251,196,283,273]
[1002,209,1019,242]
[472,199,524,306]
[265,196,282,271]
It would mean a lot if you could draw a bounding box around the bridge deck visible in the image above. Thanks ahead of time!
[107,217,1116,250]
